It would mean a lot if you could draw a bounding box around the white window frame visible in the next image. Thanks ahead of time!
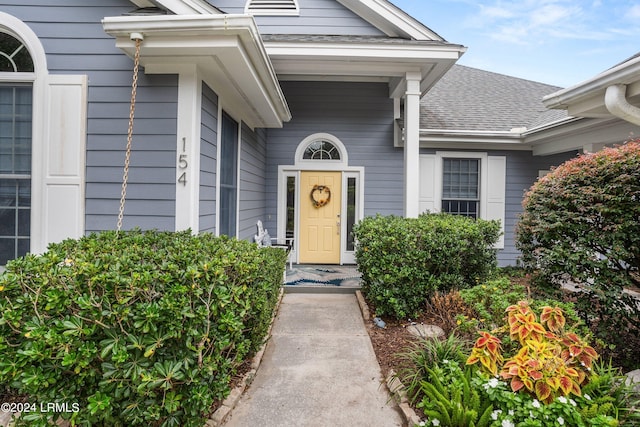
[215,106,241,238]
[1,12,86,259]
[420,151,505,248]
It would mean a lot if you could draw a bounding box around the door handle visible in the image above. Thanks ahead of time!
[337,221,341,234]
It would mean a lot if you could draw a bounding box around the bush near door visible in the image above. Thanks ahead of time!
[354,213,501,319]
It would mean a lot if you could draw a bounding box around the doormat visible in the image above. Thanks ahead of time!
[285,265,361,287]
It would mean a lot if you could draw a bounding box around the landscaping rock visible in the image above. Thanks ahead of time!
[406,324,445,339]
[626,369,640,392]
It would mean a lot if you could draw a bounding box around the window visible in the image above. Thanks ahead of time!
[0,32,34,72]
[303,140,341,160]
[245,0,299,16]
[346,177,356,251]
[419,152,506,248]
[286,176,295,241]
[0,32,33,264]
[219,112,238,237]
[442,158,480,218]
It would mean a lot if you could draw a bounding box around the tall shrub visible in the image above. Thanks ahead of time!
[516,140,640,369]
[354,213,500,319]
[0,230,286,427]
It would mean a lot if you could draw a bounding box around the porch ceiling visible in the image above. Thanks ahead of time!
[262,36,466,97]
[102,14,291,129]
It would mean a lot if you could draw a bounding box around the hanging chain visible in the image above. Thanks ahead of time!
[117,37,142,232]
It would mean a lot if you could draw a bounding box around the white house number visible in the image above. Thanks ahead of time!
[178,137,187,186]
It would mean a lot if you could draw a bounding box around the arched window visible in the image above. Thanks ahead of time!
[0,32,34,72]
[295,133,348,166]
[0,31,33,264]
[302,140,341,160]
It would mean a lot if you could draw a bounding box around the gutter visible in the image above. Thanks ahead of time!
[604,84,640,126]
[542,54,640,109]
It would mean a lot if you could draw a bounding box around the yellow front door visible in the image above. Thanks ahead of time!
[299,171,342,264]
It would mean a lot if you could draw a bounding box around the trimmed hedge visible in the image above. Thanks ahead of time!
[0,230,287,427]
[354,213,500,319]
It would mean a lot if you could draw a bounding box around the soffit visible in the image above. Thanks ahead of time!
[103,14,290,129]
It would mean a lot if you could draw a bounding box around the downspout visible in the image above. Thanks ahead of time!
[604,84,640,126]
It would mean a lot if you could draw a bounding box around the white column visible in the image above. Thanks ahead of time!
[404,71,421,218]
[175,66,202,232]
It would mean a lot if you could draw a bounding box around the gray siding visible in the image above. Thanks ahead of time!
[265,81,399,234]
[214,0,384,36]
[239,125,268,241]
[3,1,178,232]
[499,150,578,266]
[199,83,218,233]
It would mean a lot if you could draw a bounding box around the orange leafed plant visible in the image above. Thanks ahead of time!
[466,331,503,376]
[466,301,598,404]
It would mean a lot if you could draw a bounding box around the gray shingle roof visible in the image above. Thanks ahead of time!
[421,65,567,131]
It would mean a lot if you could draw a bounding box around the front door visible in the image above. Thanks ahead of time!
[299,171,341,264]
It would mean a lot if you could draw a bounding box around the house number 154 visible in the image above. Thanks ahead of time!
[178,137,187,186]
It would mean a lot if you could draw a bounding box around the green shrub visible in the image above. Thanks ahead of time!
[396,334,471,405]
[516,140,640,370]
[0,230,287,427]
[354,213,500,319]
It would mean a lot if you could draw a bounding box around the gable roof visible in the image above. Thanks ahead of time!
[336,0,445,40]
[421,65,566,132]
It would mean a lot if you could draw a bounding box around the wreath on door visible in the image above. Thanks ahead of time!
[310,185,331,208]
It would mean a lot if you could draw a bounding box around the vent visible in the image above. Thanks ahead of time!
[245,0,299,16]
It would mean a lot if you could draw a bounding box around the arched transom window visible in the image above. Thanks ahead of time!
[303,140,341,160]
[295,133,348,166]
[0,32,34,72]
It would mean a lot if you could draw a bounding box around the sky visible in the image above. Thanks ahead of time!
[390,0,640,88]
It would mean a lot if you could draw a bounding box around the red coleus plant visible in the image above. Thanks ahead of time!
[467,301,598,403]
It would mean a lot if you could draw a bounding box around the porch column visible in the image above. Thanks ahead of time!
[404,71,421,218]
[175,66,202,232]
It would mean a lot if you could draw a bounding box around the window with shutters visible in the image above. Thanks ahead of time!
[245,0,300,16]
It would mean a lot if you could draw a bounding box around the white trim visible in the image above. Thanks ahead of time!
[103,14,291,129]
[1,13,46,255]
[294,133,349,166]
[336,0,444,40]
[215,107,242,238]
[175,66,202,233]
[136,0,222,15]
[341,170,364,264]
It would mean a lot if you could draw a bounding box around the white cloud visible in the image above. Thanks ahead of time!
[628,4,640,19]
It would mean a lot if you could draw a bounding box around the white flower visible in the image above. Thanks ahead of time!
[584,394,592,401]
[491,410,502,420]
[502,420,515,427]
[558,416,565,425]
[569,398,577,407]
[532,399,541,408]
[508,410,514,416]
[484,377,500,390]
[557,396,568,404]
[530,411,535,418]
[432,419,440,426]
[418,422,426,427]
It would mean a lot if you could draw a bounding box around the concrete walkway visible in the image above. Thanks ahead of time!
[222,293,403,427]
